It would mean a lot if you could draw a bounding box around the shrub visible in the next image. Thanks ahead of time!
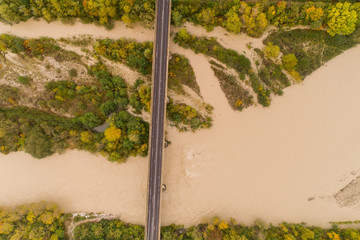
[68,68,78,77]
[17,75,30,85]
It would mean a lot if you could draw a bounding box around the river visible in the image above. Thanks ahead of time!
[1,20,360,227]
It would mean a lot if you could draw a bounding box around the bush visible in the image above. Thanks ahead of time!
[68,68,78,77]
[17,75,30,85]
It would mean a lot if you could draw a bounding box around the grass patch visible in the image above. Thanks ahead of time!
[17,75,30,85]
[211,66,253,111]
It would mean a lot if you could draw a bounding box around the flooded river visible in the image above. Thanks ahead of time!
[1,20,360,227]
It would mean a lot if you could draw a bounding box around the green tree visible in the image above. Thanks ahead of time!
[25,127,54,159]
[100,100,116,116]
[172,10,183,27]
[78,112,102,129]
[224,8,242,34]
[0,0,31,23]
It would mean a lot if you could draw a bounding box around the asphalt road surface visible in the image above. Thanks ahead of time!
[145,0,171,239]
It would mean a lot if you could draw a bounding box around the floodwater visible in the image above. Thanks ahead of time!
[1,20,360,227]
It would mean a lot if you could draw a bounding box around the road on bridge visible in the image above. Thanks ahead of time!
[145,0,171,239]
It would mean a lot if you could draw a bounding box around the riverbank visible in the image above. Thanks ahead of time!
[1,20,360,227]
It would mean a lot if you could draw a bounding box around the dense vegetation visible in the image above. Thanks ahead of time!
[74,216,360,240]
[0,202,65,240]
[3,202,360,240]
[73,219,144,240]
[94,38,201,96]
[0,34,211,161]
[0,0,359,37]
[264,28,360,77]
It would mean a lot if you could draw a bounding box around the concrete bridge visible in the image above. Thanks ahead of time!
[145,0,171,239]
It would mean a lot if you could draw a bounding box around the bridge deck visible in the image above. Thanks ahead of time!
[145,0,171,239]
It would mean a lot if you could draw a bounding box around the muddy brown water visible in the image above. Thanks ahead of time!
[1,20,360,227]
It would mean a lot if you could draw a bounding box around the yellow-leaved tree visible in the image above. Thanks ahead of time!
[104,125,121,142]
[326,2,358,36]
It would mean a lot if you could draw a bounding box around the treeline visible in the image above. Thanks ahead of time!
[0,0,359,37]
[0,0,155,29]
[3,202,360,240]
[74,216,360,240]
[0,202,66,240]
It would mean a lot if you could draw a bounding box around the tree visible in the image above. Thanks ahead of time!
[224,8,242,34]
[104,125,121,142]
[83,0,118,25]
[0,0,31,23]
[100,100,116,116]
[78,112,102,129]
[264,42,280,58]
[282,54,298,71]
[197,8,216,31]
[176,29,191,43]
[80,131,93,144]
[305,6,323,22]
[243,4,268,37]
[172,10,183,27]
[326,2,358,36]
[25,127,54,159]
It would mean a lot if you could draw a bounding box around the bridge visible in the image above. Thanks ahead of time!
[145,0,171,239]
